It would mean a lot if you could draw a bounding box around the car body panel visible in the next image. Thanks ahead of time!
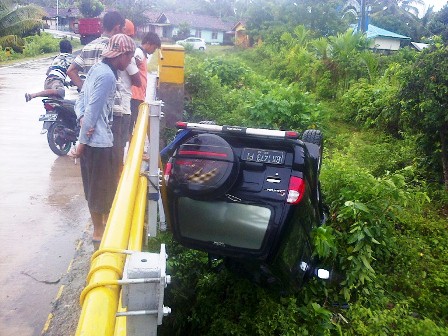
[175,37,207,50]
[164,125,325,290]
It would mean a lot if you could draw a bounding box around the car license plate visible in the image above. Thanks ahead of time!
[39,113,58,122]
[241,148,285,165]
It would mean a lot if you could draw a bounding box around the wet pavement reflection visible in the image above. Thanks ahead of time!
[0,59,89,336]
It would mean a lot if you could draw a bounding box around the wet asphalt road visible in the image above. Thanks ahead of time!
[0,59,89,335]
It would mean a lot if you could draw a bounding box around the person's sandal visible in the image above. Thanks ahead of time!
[92,239,101,251]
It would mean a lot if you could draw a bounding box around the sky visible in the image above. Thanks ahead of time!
[422,0,447,12]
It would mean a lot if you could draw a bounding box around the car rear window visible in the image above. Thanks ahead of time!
[177,197,271,249]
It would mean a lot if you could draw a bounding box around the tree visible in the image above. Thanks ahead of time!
[369,0,426,40]
[175,23,191,40]
[0,1,44,52]
[112,0,153,30]
[399,46,448,189]
[0,1,44,37]
[245,0,348,42]
[427,3,448,42]
[78,0,104,18]
[368,0,425,16]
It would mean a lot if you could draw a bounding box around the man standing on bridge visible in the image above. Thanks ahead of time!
[72,34,136,245]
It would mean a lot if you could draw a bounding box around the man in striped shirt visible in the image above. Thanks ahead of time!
[67,11,125,90]
[25,39,73,101]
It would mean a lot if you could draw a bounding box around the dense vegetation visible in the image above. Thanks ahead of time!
[0,33,80,62]
[2,0,447,333]
[157,26,448,335]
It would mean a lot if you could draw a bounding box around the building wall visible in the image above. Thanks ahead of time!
[234,23,249,48]
[44,19,57,30]
[370,37,401,51]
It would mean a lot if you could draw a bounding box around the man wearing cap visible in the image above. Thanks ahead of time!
[73,34,136,244]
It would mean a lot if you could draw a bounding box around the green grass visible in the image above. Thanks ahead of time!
[155,47,448,335]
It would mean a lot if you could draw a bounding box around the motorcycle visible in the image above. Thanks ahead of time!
[39,97,79,156]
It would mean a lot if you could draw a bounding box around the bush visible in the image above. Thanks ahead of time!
[340,78,401,135]
[164,45,448,336]
[184,56,323,131]
[0,35,25,53]
[23,33,60,57]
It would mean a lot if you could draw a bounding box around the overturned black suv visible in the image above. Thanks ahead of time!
[162,122,327,291]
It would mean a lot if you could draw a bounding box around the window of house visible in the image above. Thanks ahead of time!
[163,26,170,38]
[195,30,202,38]
[212,31,218,39]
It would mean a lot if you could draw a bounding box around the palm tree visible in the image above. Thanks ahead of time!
[0,1,44,52]
[369,0,425,17]
[400,0,425,17]
[0,1,44,37]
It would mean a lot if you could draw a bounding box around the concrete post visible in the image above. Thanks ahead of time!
[121,245,171,336]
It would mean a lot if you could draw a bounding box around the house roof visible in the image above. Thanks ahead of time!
[365,24,410,40]
[232,21,246,31]
[411,42,430,51]
[144,10,160,23]
[351,23,410,40]
[43,7,80,18]
[152,12,234,31]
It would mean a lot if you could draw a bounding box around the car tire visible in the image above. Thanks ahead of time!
[302,129,323,147]
[302,130,323,173]
[170,134,239,200]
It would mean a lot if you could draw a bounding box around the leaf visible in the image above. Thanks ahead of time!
[360,255,375,273]
[347,233,361,244]
[352,241,364,253]
[371,237,381,244]
[354,202,369,212]
[363,226,373,237]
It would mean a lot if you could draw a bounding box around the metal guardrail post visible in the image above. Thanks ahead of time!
[120,245,171,336]
[146,101,163,241]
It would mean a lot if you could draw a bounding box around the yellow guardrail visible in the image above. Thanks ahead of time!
[75,103,149,336]
[113,175,148,336]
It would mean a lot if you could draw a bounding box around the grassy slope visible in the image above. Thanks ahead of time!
[317,101,448,334]
[158,46,448,335]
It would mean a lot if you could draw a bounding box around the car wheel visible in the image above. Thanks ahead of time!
[302,130,323,173]
[199,47,205,51]
[302,129,323,147]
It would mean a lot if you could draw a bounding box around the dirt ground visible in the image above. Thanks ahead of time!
[42,228,95,336]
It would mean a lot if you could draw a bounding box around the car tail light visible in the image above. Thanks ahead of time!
[285,131,299,139]
[287,176,305,204]
[164,161,172,183]
[176,121,187,129]
[178,150,228,158]
[44,103,55,111]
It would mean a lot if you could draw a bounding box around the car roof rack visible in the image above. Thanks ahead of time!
[176,122,299,139]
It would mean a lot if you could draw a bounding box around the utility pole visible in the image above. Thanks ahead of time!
[360,0,367,33]
[56,0,59,31]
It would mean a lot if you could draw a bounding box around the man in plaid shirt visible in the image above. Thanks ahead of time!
[67,11,125,90]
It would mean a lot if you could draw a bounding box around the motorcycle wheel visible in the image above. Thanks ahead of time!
[47,121,72,156]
